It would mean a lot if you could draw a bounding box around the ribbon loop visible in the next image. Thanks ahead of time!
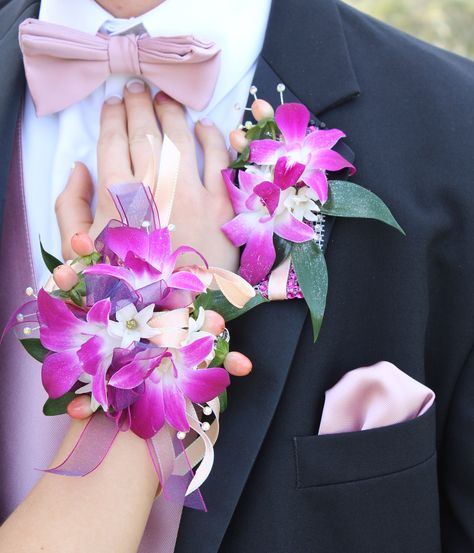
[108,35,141,75]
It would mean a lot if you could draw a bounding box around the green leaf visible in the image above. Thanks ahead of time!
[218,390,228,413]
[210,337,229,367]
[43,391,78,416]
[273,235,293,269]
[292,241,328,342]
[195,290,268,322]
[40,239,63,273]
[69,288,83,307]
[322,181,405,235]
[229,146,250,169]
[20,338,50,363]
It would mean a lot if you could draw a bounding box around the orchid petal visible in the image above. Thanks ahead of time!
[110,349,164,389]
[167,271,206,293]
[147,228,172,268]
[238,170,267,195]
[311,149,356,175]
[222,169,248,213]
[249,139,281,165]
[302,170,329,203]
[104,226,149,261]
[304,128,346,150]
[42,350,83,398]
[78,335,113,409]
[254,181,280,216]
[222,212,260,247]
[275,103,310,145]
[177,336,215,369]
[274,210,315,243]
[274,157,306,190]
[130,376,165,439]
[84,264,135,285]
[162,371,189,432]
[160,245,208,279]
[124,252,162,288]
[240,220,276,285]
[179,366,230,404]
[37,290,88,351]
[86,299,111,326]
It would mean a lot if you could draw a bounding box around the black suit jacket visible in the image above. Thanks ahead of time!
[1,1,473,552]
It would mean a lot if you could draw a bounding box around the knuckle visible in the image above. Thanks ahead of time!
[98,129,127,150]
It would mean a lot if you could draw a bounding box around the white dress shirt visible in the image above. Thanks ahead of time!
[22,0,272,286]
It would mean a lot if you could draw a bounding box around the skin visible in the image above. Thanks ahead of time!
[0,82,252,549]
[96,0,166,18]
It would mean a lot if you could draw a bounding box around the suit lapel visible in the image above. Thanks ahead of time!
[0,0,40,227]
[177,1,362,551]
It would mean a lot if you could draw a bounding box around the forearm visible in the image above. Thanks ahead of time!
[0,415,158,553]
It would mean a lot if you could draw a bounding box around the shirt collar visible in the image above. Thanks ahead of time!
[38,0,272,115]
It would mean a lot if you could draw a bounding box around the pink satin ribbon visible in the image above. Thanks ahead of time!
[19,18,221,116]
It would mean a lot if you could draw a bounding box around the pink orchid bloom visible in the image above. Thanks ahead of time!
[37,290,121,410]
[85,226,206,309]
[249,103,355,203]
[221,169,314,285]
[108,336,230,438]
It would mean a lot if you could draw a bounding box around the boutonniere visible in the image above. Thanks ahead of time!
[201,88,404,341]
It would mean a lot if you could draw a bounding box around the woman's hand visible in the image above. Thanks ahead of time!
[55,80,239,272]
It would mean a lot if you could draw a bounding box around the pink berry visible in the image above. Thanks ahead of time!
[229,129,249,153]
[67,395,93,420]
[224,352,253,376]
[201,310,225,336]
[53,264,79,291]
[71,232,95,256]
[251,99,274,122]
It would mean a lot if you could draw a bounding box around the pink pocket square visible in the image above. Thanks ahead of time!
[318,361,435,435]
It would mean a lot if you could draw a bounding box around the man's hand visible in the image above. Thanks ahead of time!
[55,80,238,273]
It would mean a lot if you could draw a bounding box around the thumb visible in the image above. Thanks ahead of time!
[55,162,94,261]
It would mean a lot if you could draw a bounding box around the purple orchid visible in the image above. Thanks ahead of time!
[108,336,230,438]
[85,225,206,310]
[221,169,314,285]
[249,103,355,203]
[37,290,122,410]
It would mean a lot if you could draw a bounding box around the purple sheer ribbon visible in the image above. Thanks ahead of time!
[109,182,160,230]
[44,413,120,476]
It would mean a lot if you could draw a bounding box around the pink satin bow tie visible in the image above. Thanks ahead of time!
[19,18,221,117]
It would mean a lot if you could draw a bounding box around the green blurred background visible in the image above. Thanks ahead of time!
[344,0,474,59]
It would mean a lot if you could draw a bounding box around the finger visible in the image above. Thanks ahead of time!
[124,80,162,180]
[223,351,253,377]
[153,92,199,177]
[67,395,93,420]
[97,96,133,206]
[55,162,93,260]
[195,118,231,195]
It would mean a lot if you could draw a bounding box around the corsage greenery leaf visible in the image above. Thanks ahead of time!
[39,239,62,273]
[292,240,328,342]
[43,391,78,416]
[322,180,405,235]
[20,338,50,363]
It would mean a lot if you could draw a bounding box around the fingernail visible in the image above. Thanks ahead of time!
[126,79,145,93]
[105,95,122,105]
[154,91,173,104]
[199,117,214,127]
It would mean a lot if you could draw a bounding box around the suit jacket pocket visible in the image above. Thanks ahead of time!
[294,402,436,488]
